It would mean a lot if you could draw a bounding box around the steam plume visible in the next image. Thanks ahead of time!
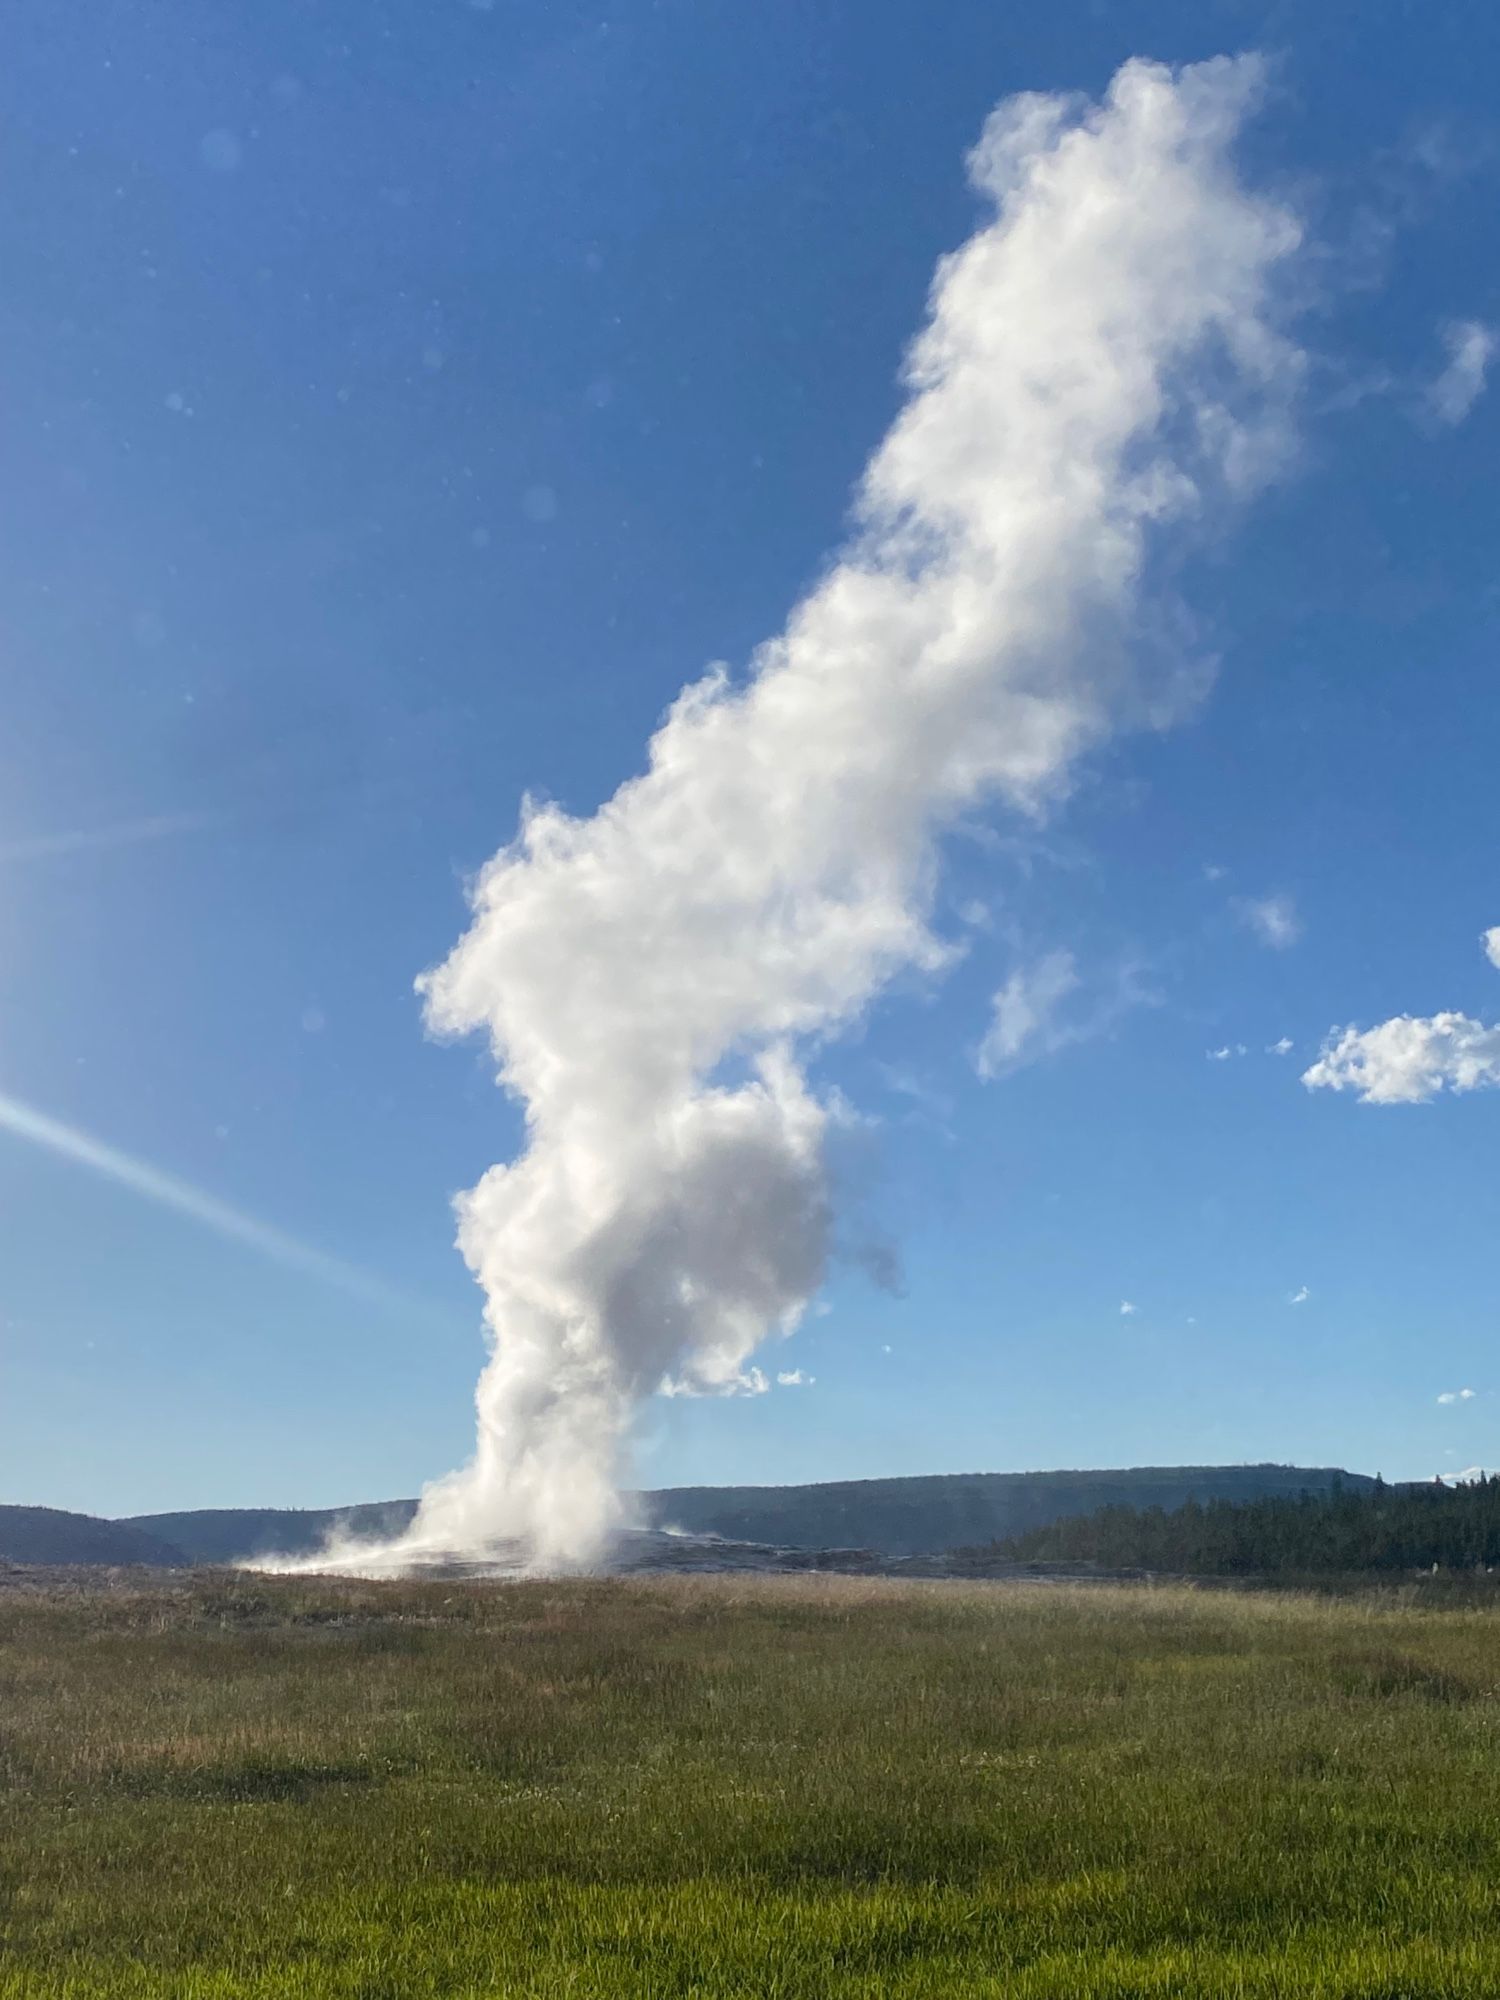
[391,56,1303,1567]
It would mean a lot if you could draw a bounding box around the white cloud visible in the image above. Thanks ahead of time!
[1120,1300,1138,1317]
[1482,926,1500,972]
[1426,319,1494,426]
[880,1343,892,1354]
[776,1368,814,1387]
[1441,1466,1497,1484]
[1268,1036,1294,1056]
[976,950,1080,1077]
[1437,1388,1477,1405]
[1288,1285,1309,1304]
[1307,928,1500,1106]
[370,56,1305,1567]
[1304,1012,1500,1105]
[1207,1042,1248,1060]
[1239,892,1301,949]
[978,951,1158,1080]
[1203,863,1228,883]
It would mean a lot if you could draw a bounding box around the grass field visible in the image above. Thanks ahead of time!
[5,1572,1500,1996]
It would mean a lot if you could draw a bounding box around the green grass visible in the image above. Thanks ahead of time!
[5,1573,1500,1995]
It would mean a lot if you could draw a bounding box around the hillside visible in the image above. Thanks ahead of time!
[993,1475,1500,1575]
[127,1464,1372,1564]
[646,1465,1375,1557]
[127,1501,418,1566]
[0,1506,185,1568]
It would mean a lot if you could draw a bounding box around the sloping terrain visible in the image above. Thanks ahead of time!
[0,1505,185,1567]
[126,1464,1372,1565]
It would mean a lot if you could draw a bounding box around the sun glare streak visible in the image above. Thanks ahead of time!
[0,1088,410,1310]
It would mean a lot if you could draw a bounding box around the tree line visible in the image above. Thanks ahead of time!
[991,1476,1500,1575]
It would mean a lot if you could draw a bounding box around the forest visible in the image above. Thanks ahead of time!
[992,1476,1500,1575]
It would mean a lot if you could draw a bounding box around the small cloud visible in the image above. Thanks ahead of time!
[776,1368,814,1387]
[1208,1045,1233,1062]
[880,1343,892,1354]
[976,950,1156,1080]
[1268,1036,1294,1056]
[1185,1316,1197,1326]
[1436,1388,1477,1405]
[976,951,1079,1078]
[1203,863,1228,883]
[1441,1466,1498,1484]
[876,1062,954,1125]
[1288,1285,1309,1305]
[1305,1013,1500,1105]
[1426,319,1494,426]
[1120,1300,1138,1317]
[1306,925,1500,1105]
[1238,893,1302,950]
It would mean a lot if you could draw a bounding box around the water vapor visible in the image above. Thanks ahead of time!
[372,56,1303,1569]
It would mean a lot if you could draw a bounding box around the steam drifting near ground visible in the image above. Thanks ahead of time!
[303,55,1305,1572]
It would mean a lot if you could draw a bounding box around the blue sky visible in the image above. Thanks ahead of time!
[2,1,1499,1518]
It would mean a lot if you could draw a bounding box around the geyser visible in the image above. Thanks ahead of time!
[335,55,1305,1572]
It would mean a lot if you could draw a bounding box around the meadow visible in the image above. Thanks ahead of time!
[4,1571,1500,1997]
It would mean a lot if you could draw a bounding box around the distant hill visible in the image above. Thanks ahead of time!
[126,1501,417,1566]
[126,1464,1374,1565]
[992,1475,1499,1575]
[0,1505,185,1568]
[644,1466,1377,1558]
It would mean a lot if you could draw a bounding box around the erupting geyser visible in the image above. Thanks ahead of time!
[316,55,1305,1573]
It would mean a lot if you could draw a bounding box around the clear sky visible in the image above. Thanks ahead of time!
[2,1,1498,1519]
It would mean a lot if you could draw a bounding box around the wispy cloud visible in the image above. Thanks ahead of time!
[0,810,228,866]
[976,951,1080,1078]
[776,1368,814,1387]
[1483,926,1500,972]
[1426,319,1494,426]
[976,952,1154,1081]
[875,1062,954,1126]
[0,1088,409,1310]
[1288,1285,1309,1305]
[1437,1388,1477,1405]
[1207,1043,1248,1061]
[1120,1300,1138,1317]
[1238,892,1301,950]
[1267,1036,1294,1056]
